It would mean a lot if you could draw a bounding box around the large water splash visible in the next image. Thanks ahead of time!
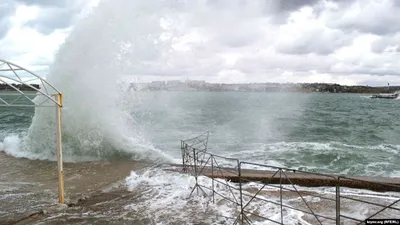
[17,0,183,161]
[2,0,283,161]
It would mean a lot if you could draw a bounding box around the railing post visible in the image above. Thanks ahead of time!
[211,156,215,203]
[181,141,185,172]
[280,169,283,224]
[238,162,244,224]
[336,177,341,225]
[193,148,198,195]
[55,93,64,204]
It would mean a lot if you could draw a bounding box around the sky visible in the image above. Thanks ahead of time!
[1,0,400,86]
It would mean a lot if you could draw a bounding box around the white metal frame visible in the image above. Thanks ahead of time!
[0,59,65,204]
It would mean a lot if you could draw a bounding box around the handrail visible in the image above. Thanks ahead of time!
[181,133,400,224]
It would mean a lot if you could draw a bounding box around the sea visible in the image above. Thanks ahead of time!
[1,92,400,224]
[1,0,400,224]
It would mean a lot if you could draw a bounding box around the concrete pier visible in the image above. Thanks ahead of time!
[168,165,400,192]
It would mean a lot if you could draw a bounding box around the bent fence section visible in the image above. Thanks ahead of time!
[180,133,400,225]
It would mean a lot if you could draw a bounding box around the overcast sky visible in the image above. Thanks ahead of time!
[1,0,400,86]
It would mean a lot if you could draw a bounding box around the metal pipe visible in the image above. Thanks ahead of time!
[280,169,283,224]
[55,93,64,204]
[211,155,215,204]
[336,178,340,225]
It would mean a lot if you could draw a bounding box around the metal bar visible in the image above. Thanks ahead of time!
[253,183,336,202]
[0,97,9,106]
[238,159,244,225]
[280,169,283,224]
[281,170,324,225]
[55,94,64,204]
[340,176,400,189]
[8,95,23,105]
[211,155,215,204]
[194,184,208,197]
[197,155,212,176]
[0,77,37,104]
[40,79,49,96]
[339,214,363,222]
[199,185,238,205]
[212,179,241,191]
[213,157,240,204]
[181,131,209,142]
[7,63,23,81]
[193,148,198,196]
[0,75,61,107]
[242,210,282,224]
[181,134,400,224]
[241,169,280,210]
[181,141,185,172]
[340,195,400,211]
[0,104,55,107]
[36,96,52,107]
[357,199,400,225]
[241,161,337,179]
[0,92,39,95]
[0,59,61,93]
[21,77,39,84]
[0,68,24,71]
[336,178,340,225]
[239,191,336,221]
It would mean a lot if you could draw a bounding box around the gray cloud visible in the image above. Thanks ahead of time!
[0,1,16,39]
[17,0,85,34]
[327,0,400,35]
[14,0,67,7]
[0,19,10,39]
[276,29,353,55]
[371,35,400,53]
[264,0,319,24]
[25,7,76,34]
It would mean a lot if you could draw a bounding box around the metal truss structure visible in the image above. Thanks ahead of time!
[181,133,400,225]
[0,59,65,204]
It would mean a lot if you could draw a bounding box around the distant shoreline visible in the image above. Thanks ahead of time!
[129,82,400,94]
[1,82,399,94]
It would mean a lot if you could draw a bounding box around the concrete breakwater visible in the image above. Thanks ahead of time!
[168,165,400,192]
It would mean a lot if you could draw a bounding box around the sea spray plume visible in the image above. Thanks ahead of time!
[12,0,306,161]
[20,0,177,162]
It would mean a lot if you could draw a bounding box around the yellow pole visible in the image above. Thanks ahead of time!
[55,93,65,204]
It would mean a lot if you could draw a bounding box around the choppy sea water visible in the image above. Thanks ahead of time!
[1,92,400,224]
[2,92,400,176]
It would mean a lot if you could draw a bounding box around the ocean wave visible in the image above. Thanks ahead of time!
[223,141,400,177]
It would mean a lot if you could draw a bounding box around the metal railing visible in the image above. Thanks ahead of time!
[181,133,400,225]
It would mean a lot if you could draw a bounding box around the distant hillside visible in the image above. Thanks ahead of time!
[129,81,400,94]
[0,83,40,91]
[1,82,398,94]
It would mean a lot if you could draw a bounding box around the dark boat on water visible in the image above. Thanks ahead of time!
[370,83,399,99]
[370,93,399,99]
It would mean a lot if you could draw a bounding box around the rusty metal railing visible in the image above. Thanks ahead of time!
[180,133,400,225]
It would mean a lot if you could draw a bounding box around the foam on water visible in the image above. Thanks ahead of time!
[123,168,400,224]
[225,141,400,176]
[123,168,311,224]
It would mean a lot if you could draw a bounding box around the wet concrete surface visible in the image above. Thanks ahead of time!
[2,153,400,225]
[0,152,151,225]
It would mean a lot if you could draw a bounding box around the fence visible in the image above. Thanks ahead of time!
[180,133,400,225]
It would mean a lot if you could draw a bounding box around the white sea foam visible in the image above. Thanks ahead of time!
[223,141,400,176]
[123,168,400,224]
